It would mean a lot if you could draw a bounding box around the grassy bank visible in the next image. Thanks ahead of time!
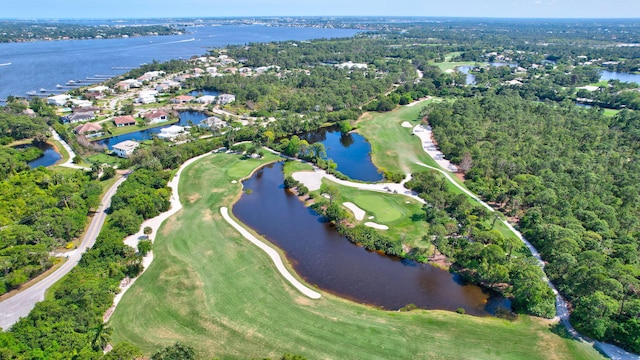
[109,152,603,360]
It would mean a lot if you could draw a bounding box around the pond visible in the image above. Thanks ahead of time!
[458,63,518,85]
[15,142,62,168]
[188,89,219,97]
[233,162,510,316]
[299,126,383,182]
[600,70,640,84]
[94,110,208,149]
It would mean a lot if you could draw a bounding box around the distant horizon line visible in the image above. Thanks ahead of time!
[1,15,639,21]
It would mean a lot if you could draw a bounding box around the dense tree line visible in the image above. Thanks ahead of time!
[425,94,640,352]
[406,170,555,317]
[0,22,182,42]
[0,167,101,295]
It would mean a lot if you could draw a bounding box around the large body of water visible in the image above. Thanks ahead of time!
[600,70,640,84]
[0,25,360,100]
[94,110,208,149]
[233,162,506,315]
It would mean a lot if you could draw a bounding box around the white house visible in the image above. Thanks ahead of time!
[112,140,140,158]
[218,94,236,105]
[196,95,217,104]
[143,110,170,124]
[157,125,186,139]
[47,94,71,106]
[200,116,226,130]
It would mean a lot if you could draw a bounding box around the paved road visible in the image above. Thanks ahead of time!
[0,176,127,331]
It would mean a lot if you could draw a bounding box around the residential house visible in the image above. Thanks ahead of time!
[74,122,103,138]
[87,85,110,93]
[116,79,142,91]
[218,94,236,105]
[171,95,195,104]
[61,111,96,124]
[336,61,368,69]
[137,71,165,82]
[72,106,100,114]
[70,99,93,108]
[135,90,158,104]
[206,67,218,75]
[47,94,71,106]
[196,95,217,104]
[200,116,226,130]
[112,140,139,158]
[113,115,137,127]
[157,125,186,139]
[143,110,170,124]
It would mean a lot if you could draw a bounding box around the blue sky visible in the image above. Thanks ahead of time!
[4,0,640,19]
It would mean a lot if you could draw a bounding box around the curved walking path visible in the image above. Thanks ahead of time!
[49,128,90,170]
[220,207,322,299]
[0,176,127,331]
[412,123,638,360]
[104,151,214,322]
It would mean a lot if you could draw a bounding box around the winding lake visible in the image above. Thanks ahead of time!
[94,110,208,149]
[233,162,508,316]
[299,126,383,182]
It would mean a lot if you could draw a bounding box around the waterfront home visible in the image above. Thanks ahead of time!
[61,111,96,124]
[137,71,165,82]
[112,140,139,158]
[116,79,142,91]
[157,125,186,139]
[113,115,137,127]
[74,122,103,138]
[84,91,105,100]
[47,94,71,106]
[218,94,236,105]
[171,95,195,104]
[87,85,110,93]
[196,95,217,104]
[143,110,170,124]
[200,116,226,130]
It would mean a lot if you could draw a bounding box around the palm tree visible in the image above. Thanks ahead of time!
[92,323,112,351]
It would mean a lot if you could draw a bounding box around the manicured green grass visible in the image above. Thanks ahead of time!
[109,152,603,360]
[87,153,123,167]
[320,178,429,249]
[357,100,441,175]
[356,103,529,256]
[432,61,476,71]
[283,159,314,176]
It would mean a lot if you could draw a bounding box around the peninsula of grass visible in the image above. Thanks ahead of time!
[109,152,603,360]
[319,178,429,249]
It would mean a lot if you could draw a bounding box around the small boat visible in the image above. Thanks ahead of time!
[0,62,11,67]
[56,84,63,88]
[39,88,47,92]
[27,91,37,96]
[66,80,76,85]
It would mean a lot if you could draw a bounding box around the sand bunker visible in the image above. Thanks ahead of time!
[365,222,389,230]
[343,202,365,221]
[401,121,412,128]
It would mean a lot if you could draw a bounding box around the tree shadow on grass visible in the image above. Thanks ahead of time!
[549,322,573,340]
